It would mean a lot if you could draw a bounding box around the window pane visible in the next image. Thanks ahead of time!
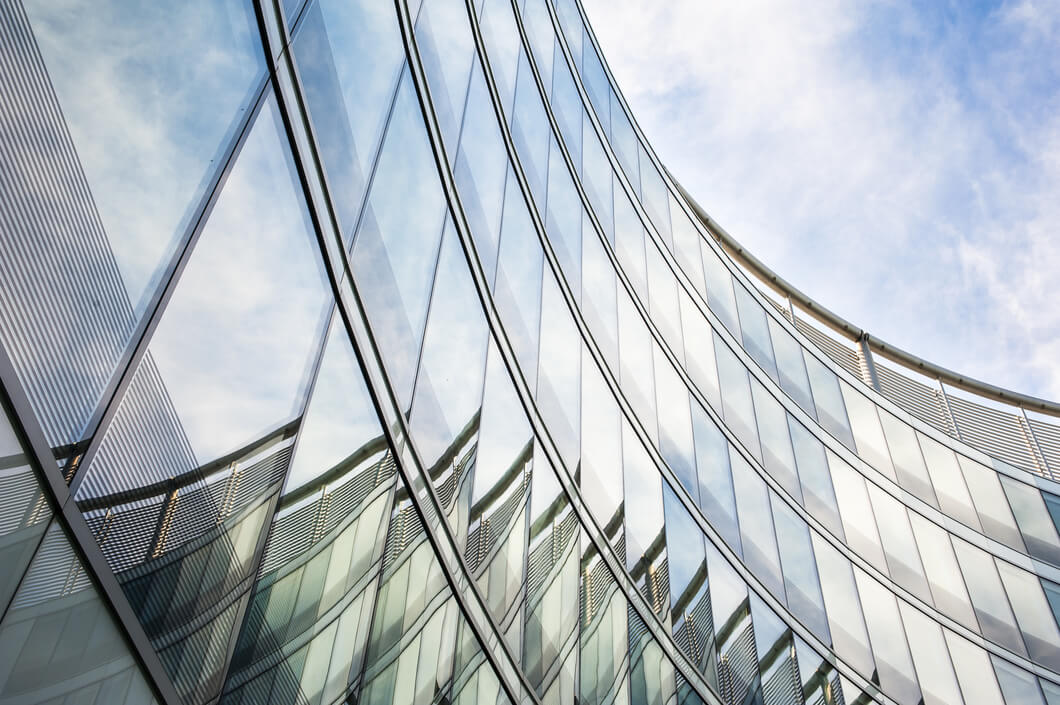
[537,275,581,470]
[691,404,741,553]
[866,485,931,603]
[952,538,1027,655]
[1001,477,1060,565]
[879,410,938,507]
[351,74,447,409]
[415,0,475,150]
[788,419,844,539]
[731,454,784,599]
[960,456,1025,551]
[853,570,920,705]
[654,356,696,497]
[839,383,896,482]
[907,513,978,631]
[409,223,490,468]
[919,435,981,530]
[493,178,543,387]
[454,66,509,283]
[772,496,829,642]
[714,335,761,461]
[812,533,875,677]
[804,354,855,449]
[293,0,403,241]
[734,285,778,381]
[750,382,800,501]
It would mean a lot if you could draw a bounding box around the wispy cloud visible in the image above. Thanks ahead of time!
[582,0,1060,399]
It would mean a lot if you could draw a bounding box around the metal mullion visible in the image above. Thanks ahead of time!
[66,72,273,495]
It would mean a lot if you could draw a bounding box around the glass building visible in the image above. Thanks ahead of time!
[1,0,1060,703]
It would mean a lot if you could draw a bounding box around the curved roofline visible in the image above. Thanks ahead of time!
[671,179,1060,419]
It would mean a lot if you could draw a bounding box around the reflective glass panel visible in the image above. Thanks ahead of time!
[351,74,448,409]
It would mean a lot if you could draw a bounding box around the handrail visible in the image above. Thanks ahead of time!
[672,180,1060,418]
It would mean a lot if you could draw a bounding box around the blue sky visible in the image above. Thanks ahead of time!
[582,0,1060,401]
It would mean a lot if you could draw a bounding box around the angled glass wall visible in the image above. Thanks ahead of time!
[1,0,1059,703]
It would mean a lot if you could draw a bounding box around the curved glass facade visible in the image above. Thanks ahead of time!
[1,0,1060,703]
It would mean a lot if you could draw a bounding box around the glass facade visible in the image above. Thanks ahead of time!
[1,0,1059,703]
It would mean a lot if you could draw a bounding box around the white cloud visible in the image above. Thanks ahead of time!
[582,0,1060,399]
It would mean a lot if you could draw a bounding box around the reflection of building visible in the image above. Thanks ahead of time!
[2,0,1060,703]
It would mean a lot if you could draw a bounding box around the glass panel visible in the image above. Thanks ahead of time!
[730,454,784,599]
[960,456,1025,551]
[609,91,640,189]
[549,51,582,169]
[492,177,543,387]
[691,405,741,553]
[351,74,448,409]
[454,65,509,284]
[768,318,816,417]
[510,52,551,207]
[996,560,1060,671]
[700,245,740,335]
[679,293,721,409]
[918,435,981,530]
[524,445,579,697]
[812,533,876,678]
[1001,476,1060,565]
[804,354,855,449]
[613,187,647,296]
[878,410,938,507]
[623,423,668,618]
[944,631,1005,705]
[0,407,51,614]
[668,198,706,296]
[866,485,931,603]
[581,119,614,243]
[293,0,403,242]
[617,291,657,440]
[951,538,1027,655]
[992,656,1046,705]
[283,315,384,494]
[0,523,157,705]
[853,570,920,705]
[771,496,829,641]
[734,284,778,381]
[906,513,978,630]
[537,274,581,470]
[750,382,800,501]
[478,0,521,115]
[545,137,583,294]
[839,383,896,482]
[581,219,619,365]
[580,354,623,532]
[79,94,330,497]
[897,602,963,705]
[644,242,683,351]
[828,454,887,571]
[714,335,761,461]
[579,30,610,133]
[638,147,671,248]
[3,0,263,449]
[788,419,844,539]
[654,357,696,497]
[704,540,757,703]
[520,0,554,85]
[409,222,490,468]
[415,0,475,151]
